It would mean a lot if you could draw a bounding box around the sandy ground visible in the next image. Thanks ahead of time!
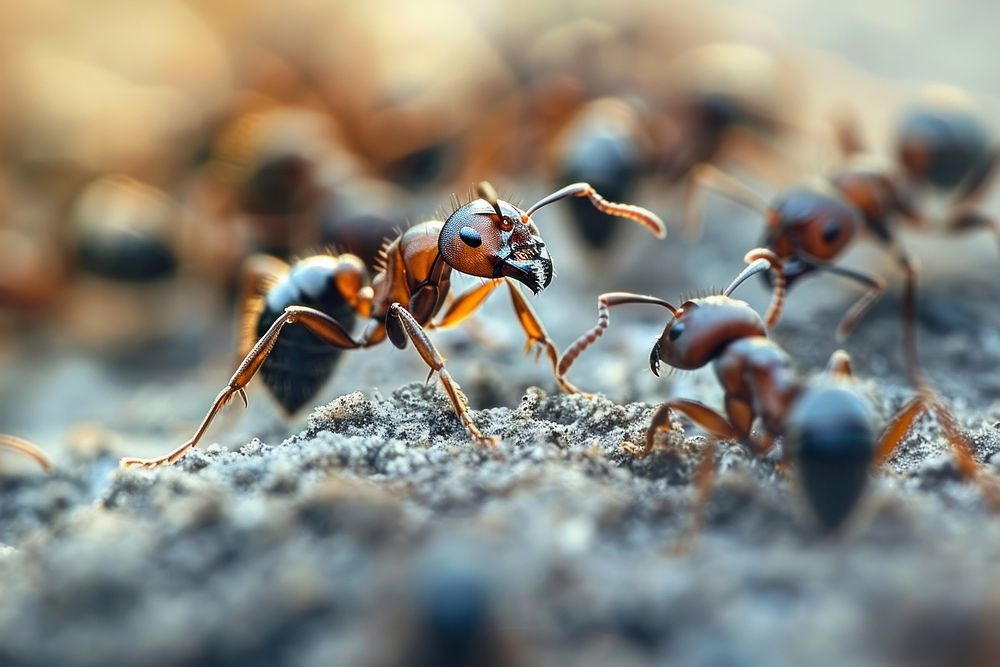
[6,1,1000,665]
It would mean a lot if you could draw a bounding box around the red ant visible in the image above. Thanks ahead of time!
[0,435,52,473]
[682,96,1000,382]
[557,249,999,530]
[118,181,665,468]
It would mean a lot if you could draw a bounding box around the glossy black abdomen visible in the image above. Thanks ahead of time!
[561,129,641,250]
[256,260,358,413]
[785,385,876,531]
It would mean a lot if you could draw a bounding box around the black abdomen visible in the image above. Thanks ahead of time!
[785,385,876,531]
[256,260,358,413]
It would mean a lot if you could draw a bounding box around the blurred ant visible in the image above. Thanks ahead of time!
[652,43,806,186]
[558,249,999,530]
[552,98,652,251]
[547,44,804,252]
[684,92,1000,381]
[119,181,665,468]
[0,435,52,473]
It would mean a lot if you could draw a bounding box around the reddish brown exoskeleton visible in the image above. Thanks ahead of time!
[117,181,665,468]
[683,93,1000,384]
[558,250,999,531]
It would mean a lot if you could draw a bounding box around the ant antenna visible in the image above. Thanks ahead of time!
[557,292,677,378]
[723,258,771,297]
[742,248,786,329]
[523,182,666,238]
[476,181,505,220]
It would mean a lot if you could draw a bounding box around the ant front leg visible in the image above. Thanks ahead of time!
[120,306,364,469]
[810,261,886,339]
[0,435,53,473]
[503,279,583,395]
[388,304,497,447]
[625,399,738,457]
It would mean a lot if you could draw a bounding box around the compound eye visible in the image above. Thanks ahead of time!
[668,322,685,341]
[497,216,514,232]
[822,219,841,244]
[459,226,482,247]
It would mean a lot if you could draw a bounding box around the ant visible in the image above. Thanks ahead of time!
[683,95,1000,382]
[0,435,52,473]
[552,98,651,251]
[557,249,998,530]
[118,181,665,468]
[546,44,805,252]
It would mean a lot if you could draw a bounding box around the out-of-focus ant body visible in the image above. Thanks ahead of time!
[118,182,665,468]
[548,44,803,252]
[0,435,51,473]
[684,92,1000,379]
[558,250,997,530]
[552,98,652,251]
[653,43,804,186]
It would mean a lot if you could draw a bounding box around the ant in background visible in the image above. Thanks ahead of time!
[0,435,51,473]
[547,43,808,253]
[682,90,1000,383]
[558,249,999,531]
[117,181,665,468]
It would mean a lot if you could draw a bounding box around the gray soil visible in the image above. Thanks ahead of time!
[4,207,1000,667]
[6,1,1000,663]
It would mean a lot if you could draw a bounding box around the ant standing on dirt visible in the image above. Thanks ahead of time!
[682,94,1000,384]
[557,249,999,531]
[116,181,665,468]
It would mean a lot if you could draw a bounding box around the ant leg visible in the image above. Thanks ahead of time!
[940,208,1000,260]
[0,435,52,473]
[503,279,585,395]
[120,306,364,469]
[812,262,886,339]
[924,391,1000,511]
[682,163,769,241]
[387,304,496,447]
[558,292,677,381]
[875,391,1000,511]
[428,280,501,330]
[672,437,718,555]
[626,399,737,457]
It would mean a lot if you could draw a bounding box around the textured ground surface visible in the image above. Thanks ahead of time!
[6,0,1000,662]
[5,256,1000,666]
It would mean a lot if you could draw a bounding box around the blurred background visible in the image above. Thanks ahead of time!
[1,0,998,461]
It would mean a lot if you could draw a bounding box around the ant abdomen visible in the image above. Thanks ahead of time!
[785,384,877,530]
[556,100,645,250]
[896,106,993,191]
[257,257,364,413]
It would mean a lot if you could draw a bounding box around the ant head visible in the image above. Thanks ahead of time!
[761,184,860,284]
[650,296,766,373]
[438,182,552,294]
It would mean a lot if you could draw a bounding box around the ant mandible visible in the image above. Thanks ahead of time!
[119,181,665,468]
[557,249,998,529]
[0,435,52,473]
